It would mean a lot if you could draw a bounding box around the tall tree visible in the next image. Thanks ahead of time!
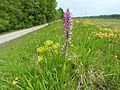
[46,0,57,22]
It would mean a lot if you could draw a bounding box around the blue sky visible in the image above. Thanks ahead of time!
[56,0,120,17]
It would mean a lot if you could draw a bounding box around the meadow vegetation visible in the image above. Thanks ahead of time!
[0,19,120,89]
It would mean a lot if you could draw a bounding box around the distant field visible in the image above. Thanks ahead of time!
[0,19,120,89]
[90,19,120,29]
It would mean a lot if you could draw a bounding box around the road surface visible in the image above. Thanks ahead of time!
[0,23,48,45]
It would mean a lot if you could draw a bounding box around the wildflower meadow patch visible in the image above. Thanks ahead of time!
[0,10,120,89]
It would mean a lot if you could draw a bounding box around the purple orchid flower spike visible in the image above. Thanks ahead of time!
[63,9,73,41]
[62,9,72,55]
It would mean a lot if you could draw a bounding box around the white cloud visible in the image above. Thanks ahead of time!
[56,0,120,16]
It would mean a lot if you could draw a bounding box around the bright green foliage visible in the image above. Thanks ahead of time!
[56,8,64,20]
[0,19,120,89]
[46,0,56,22]
[0,0,63,32]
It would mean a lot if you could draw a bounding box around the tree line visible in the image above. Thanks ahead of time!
[80,14,120,19]
[0,0,64,32]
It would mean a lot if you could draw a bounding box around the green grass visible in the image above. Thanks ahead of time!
[0,20,120,90]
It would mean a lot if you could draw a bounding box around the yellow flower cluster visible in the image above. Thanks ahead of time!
[52,43,60,49]
[95,27,120,38]
[75,20,80,23]
[99,27,120,33]
[95,32,120,38]
[44,40,54,46]
[73,20,95,25]
[38,56,43,62]
[37,46,48,53]
[12,77,19,85]
[99,27,111,32]
[114,29,120,33]
[83,20,95,25]
[36,40,60,62]
[114,55,119,60]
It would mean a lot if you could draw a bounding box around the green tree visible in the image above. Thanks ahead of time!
[0,0,63,32]
[46,0,57,22]
[56,8,64,20]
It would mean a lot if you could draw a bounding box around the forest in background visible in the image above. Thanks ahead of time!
[76,14,120,19]
[0,0,64,32]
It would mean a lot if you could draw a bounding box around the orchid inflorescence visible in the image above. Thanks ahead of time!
[62,9,72,55]
[63,9,72,41]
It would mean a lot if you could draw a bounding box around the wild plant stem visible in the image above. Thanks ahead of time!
[62,40,68,83]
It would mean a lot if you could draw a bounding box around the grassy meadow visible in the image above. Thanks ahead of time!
[0,19,120,90]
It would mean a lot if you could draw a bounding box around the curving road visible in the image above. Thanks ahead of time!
[0,23,48,45]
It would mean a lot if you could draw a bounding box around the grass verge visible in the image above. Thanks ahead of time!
[0,20,120,90]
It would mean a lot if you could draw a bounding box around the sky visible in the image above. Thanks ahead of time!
[56,0,120,17]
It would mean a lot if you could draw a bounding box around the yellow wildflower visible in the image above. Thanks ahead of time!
[38,56,43,62]
[44,40,54,46]
[12,80,17,85]
[15,77,19,81]
[37,47,47,53]
[37,47,43,53]
[52,43,60,49]
[115,55,117,59]
[95,32,120,38]
[83,20,94,25]
[44,46,49,51]
[75,20,80,23]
